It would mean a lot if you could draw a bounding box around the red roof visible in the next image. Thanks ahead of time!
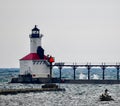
[20,53,41,60]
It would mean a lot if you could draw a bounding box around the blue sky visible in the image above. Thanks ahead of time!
[0,0,120,67]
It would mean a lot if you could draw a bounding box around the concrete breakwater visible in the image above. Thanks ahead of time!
[0,87,65,95]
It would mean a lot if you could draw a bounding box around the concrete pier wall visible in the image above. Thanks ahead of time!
[11,77,120,84]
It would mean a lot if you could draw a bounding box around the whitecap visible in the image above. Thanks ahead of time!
[79,73,86,79]
[93,74,99,79]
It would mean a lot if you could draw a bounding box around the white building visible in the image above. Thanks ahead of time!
[20,25,54,78]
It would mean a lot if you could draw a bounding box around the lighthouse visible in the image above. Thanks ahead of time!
[19,25,54,79]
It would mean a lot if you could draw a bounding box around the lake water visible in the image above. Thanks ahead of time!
[0,68,120,106]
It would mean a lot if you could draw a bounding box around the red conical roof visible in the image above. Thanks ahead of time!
[20,53,40,60]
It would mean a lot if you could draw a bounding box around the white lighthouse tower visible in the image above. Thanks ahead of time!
[30,25,43,53]
[19,25,54,78]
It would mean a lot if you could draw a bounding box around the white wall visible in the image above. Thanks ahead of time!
[20,60,50,78]
[30,38,41,53]
[20,60,33,75]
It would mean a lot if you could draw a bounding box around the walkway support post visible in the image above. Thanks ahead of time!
[73,65,77,80]
[101,63,106,80]
[50,63,52,78]
[116,65,120,80]
[86,63,91,80]
[59,65,62,82]
[49,62,52,83]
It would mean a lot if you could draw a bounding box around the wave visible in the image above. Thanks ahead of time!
[79,73,86,79]
[92,74,99,79]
